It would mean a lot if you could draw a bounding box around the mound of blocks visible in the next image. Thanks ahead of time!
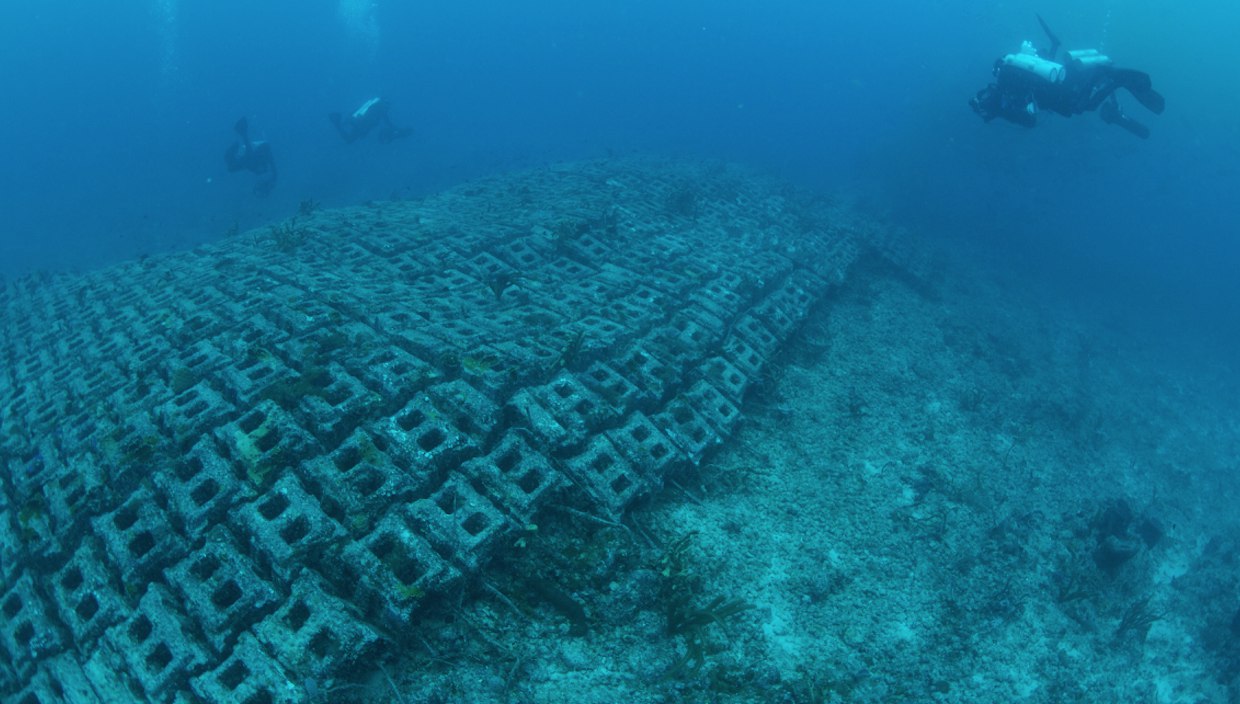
[0,157,867,702]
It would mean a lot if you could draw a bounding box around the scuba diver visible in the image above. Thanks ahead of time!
[328,97,413,144]
[970,15,1165,138]
[224,117,277,196]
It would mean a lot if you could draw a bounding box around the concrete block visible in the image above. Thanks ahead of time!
[166,526,281,653]
[92,486,188,587]
[459,432,565,524]
[190,632,302,704]
[235,474,347,582]
[106,584,211,701]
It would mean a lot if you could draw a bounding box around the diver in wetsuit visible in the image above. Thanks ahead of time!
[328,97,413,144]
[224,117,277,196]
[969,14,1165,138]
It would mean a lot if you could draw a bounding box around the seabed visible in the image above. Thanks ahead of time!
[1,157,1236,703]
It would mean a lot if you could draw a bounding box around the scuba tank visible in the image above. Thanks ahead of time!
[1002,40,1066,83]
[1067,48,1113,68]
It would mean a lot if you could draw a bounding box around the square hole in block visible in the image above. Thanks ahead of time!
[191,478,220,507]
[75,594,100,621]
[517,469,543,494]
[309,628,336,660]
[211,581,242,609]
[461,512,489,536]
[417,428,446,452]
[146,642,173,672]
[285,601,310,632]
[219,660,250,690]
[61,567,84,591]
[14,621,35,647]
[255,429,280,453]
[129,532,155,558]
[113,505,139,531]
[397,409,425,432]
[258,493,289,520]
[175,456,204,482]
[334,445,362,472]
[352,469,384,497]
[611,475,633,495]
[239,411,265,434]
[130,614,153,642]
[496,448,520,474]
[280,517,311,545]
[434,487,459,515]
[191,555,221,581]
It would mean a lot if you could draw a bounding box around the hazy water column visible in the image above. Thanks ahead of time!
[339,0,380,60]
[154,0,178,79]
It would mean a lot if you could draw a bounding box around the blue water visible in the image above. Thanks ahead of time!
[1,0,1236,341]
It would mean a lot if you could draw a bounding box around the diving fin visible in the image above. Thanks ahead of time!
[1036,14,1061,57]
[1113,69,1166,114]
[1132,87,1166,115]
[233,117,249,138]
[1100,97,1150,138]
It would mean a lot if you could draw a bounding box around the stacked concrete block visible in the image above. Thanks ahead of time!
[750,293,800,341]
[235,474,346,581]
[453,345,516,400]
[299,427,408,532]
[106,584,211,701]
[190,632,301,704]
[253,572,385,682]
[99,411,172,497]
[17,654,105,704]
[682,380,742,437]
[722,334,767,382]
[664,308,726,357]
[765,270,820,320]
[158,381,234,450]
[600,294,660,332]
[350,345,441,408]
[166,526,280,653]
[579,361,654,414]
[494,235,552,270]
[92,487,188,587]
[380,393,476,490]
[652,396,723,466]
[293,362,379,445]
[1,574,66,678]
[700,356,752,403]
[615,342,681,404]
[690,271,748,319]
[731,311,781,359]
[0,498,19,587]
[561,434,646,518]
[508,371,619,451]
[339,510,462,629]
[407,475,511,572]
[49,540,126,648]
[218,348,299,407]
[425,379,504,445]
[605,411,681,480]
[572,315,636,361]
[459,432,565,524]
[491,335,562,383]
[213,400,317,490]
[155,437,246,537]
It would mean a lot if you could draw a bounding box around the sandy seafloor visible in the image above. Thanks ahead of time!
[355,243,1240,704]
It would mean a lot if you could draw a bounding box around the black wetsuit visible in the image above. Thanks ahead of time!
[329,98,413,144]
[972,58,1164,137]
[970,18,1165,138]
[224,117,277,196]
